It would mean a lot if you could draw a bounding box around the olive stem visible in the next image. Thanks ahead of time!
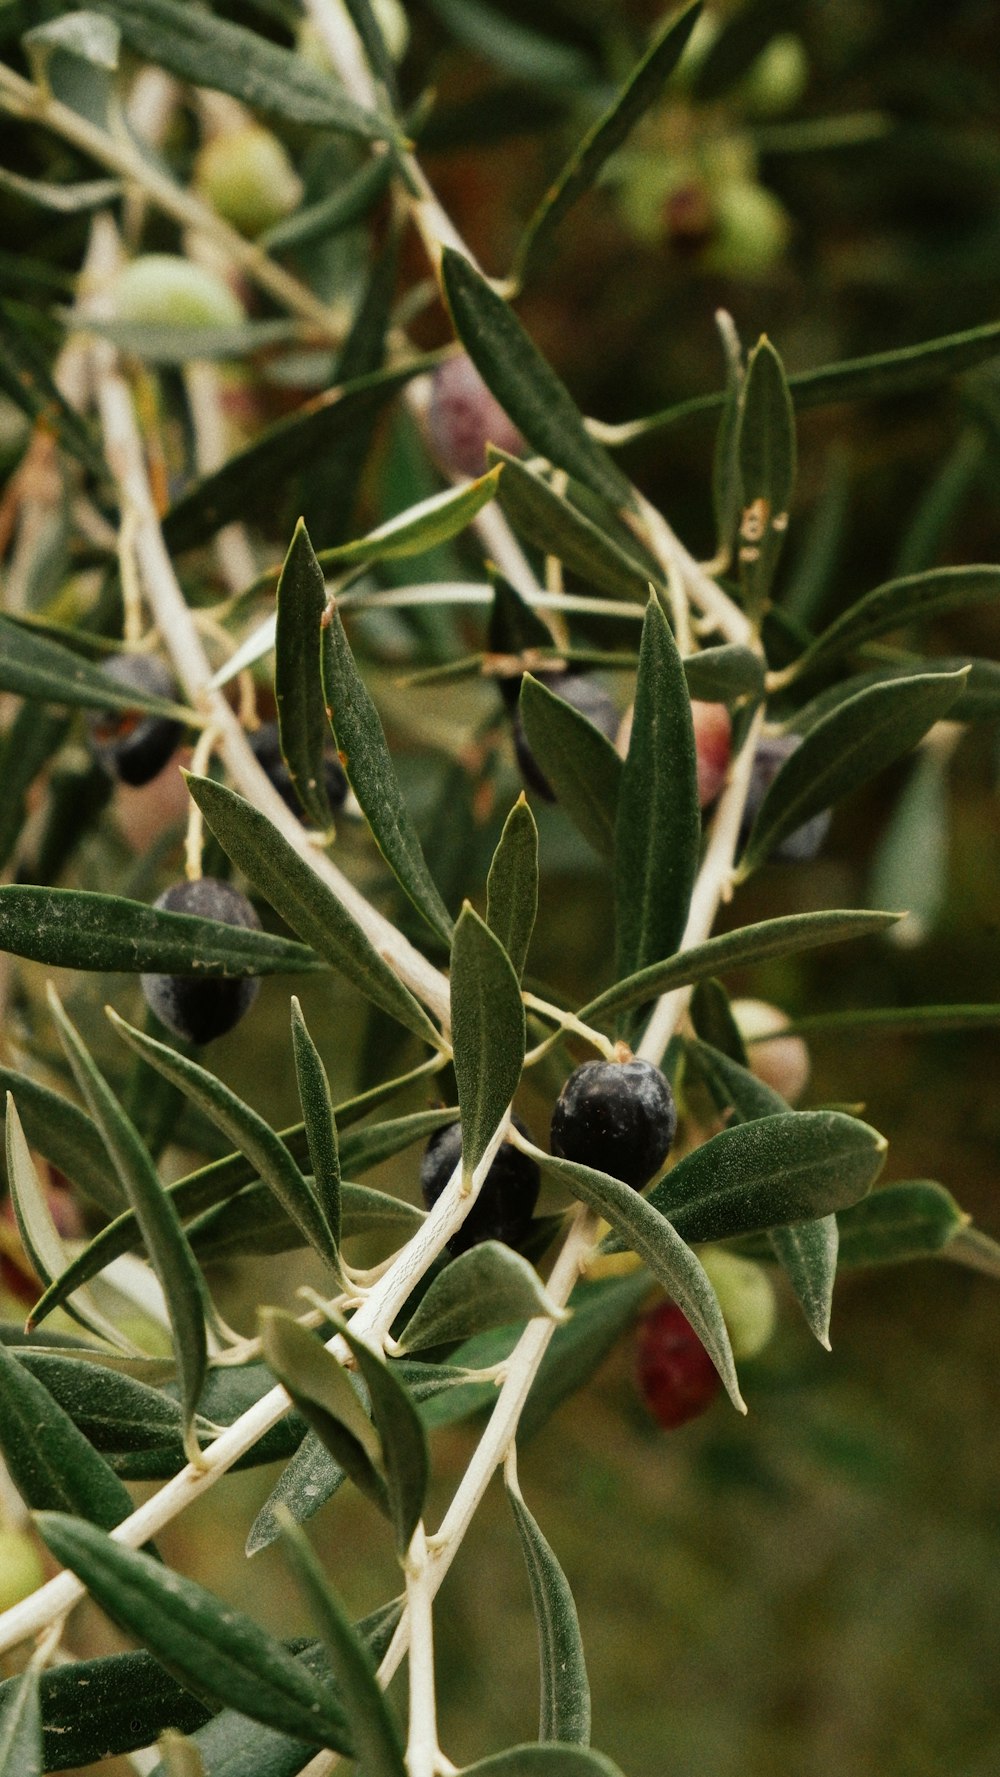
[521,993,616,1061]
[404,1521,440,1777]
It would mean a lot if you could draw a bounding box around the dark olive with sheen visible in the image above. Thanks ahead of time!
[87,653,183,787]
[140,877,261,1045]
[740,731,832,862]
[550,1056,677,1189]
[420,1116,540,1256]
[248,720,347,822]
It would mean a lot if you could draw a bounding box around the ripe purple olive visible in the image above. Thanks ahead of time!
[88,654,183,787]
[514,674,620,801]
[248,721,347,822]
[427,353,525,480]
[550,1056,677,1190]
[420,1117,540,1256]
[141,877,261,1045]
[636,1301,721,1428]
[740,731,832,862]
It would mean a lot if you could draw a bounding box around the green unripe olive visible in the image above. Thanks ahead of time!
[112,255,246,330]
[194,126,304,238]
[698,1247,778,1361]
[0,1529,45,1611]
[738,35,809,117]
[704,180,791,278]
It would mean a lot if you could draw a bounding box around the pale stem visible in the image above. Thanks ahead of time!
[0,63,347,341]
[521,992,616,1060]
[404,1522,439,1777]
[337,584,645,623]
[630,492,755,648]
[636,701,767,1066]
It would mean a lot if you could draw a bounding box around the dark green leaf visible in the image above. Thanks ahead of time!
[458,1744,626,1776]
[333,1316,428,1554]
[648,1111,887,1245]
[13,1350,183,1456]
[440,249,632,508]
[614,597,699,979]
[711,313,744,561]
[780,1003,1000,1037]
[0,883,318,976]
[513,0,701,283]
[792,565,1000,680]
[47,990,207,1450]
[736,336,796,610]
[190,1177,426,1265]
[35,1514,352,1751]
[0,705,70,875]
[507,1479,590,1744]
[280,1517,406,1777]
[247,1429,345,1555]
[423,0,592,88]
[519,675,622,860]
[489,574,556,657]
[492,452,651,602]
[793,658,1000,733]
[259,1310,389,1519]
[274,521,337,829]
[80,317,301,363]
[836,1181,968,1268]
[739,671,968,875]
[262,155,394,254]
[316,470,502,572]
[531,1145,744,1410]
[579,908,899,1028]
[162,360,433,554]
[397,1242,566,1353]
[0,1336,133,1527]
[682,644,764,704]
[486,795,538,981]
[0,614,193,718]
[320,604,453,943]
[0,1665,41,1776]
[689,981,747,1064]
[450,904,525,1184]
[0,1650,211,1774]
[186,774,442,1046]
[0,305,104,475]
[92,0,390,138]
[291,998,342,1253]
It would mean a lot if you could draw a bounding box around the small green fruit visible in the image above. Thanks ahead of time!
[0,1529,45,1611]
[699,1248,778,1361]
[112,255,246,330]
[738,35,809,117]
[194,125,304,237]
[704,180,791,278]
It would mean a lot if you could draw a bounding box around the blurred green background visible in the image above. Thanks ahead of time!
[4,0,1000,1771]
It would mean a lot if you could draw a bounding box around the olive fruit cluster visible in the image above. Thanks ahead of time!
[249,721,348,822]
[87,654,183,787]
[141,878,261,1045]
[420,1117,540,1256]
[550,1056,677,1189]
[636,1302,721,1429]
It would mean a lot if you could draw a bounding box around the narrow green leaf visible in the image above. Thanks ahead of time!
[739,671,968,875]
[248,1429,345,1555]
[492,452,652,602]
[649,1111,887,1245]
[869,746,949,942]
[458,1742,626,1776]
[6,1095,125,1348]
[440,249,632,508]
[109,1011,337,1271]
[0,615,192,719]
[615,597,700,979]
[680,1040,838,1345]
[486,796,538,981]
[190,1178,426,1266]
[0,303,105,475]
[320,606,453,944]
[0,883,318,977]
[793,564,1000,679]
[162,360,433,554]
[579,908,899,1028]
[186,774,442,1046]
[736,336,796,610]
[35,1514,352,1751]
[489,574,556,657]
[507,1479,590,1745]
[515,1,702,279]
[689,980,747,1064]
[519,676,622,861]
[711,312,744,561]
[13,1350,183,1457]
[259,1310,389,1518]
[291,999,342,1253]
[316,471,501,571]
[0,1335,134,1527]
[81,317,300,363]
[279,1517,407,1777]
[793,657,1000,733]
[450,904,525,1184]
[424,0,592,88]
[530,1145,744,1411]
[836,1181,968,1268]
[274,521,337,829]
[778,1003,1000,1037]
[46,990,207,1447]
[0,1665,41,1777]
[332,1316,428,1554]
[0,706,70,875]
[0,1650,210,1774]
[93,0,390,138]
[397,1242,567,1354]
[262,155,394,254]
